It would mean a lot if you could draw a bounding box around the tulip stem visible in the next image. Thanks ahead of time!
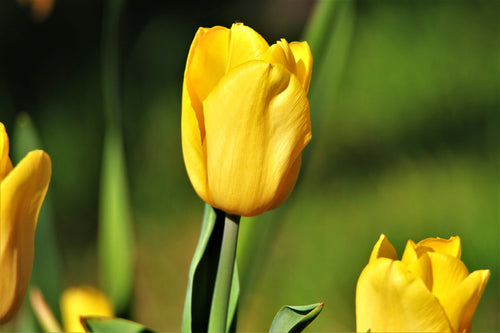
[208,213,240,333]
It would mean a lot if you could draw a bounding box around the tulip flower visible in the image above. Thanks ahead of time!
[0,122,51,324]
[60,286,114,332]
[182,23,312,217]
[356,234,490,333]
[17,0,55,21]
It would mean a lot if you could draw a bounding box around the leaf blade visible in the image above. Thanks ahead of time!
[82,317,155,333]
[269,302,324,333]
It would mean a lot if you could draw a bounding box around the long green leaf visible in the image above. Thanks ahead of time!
[82,317,155,333]
[182,204,239,333]
[98,129,134,315]
[269,302,324,333]
[99,0,133,315]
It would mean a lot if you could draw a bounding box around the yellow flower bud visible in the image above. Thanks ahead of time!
[60,286,114,332]
[356,234,490,332]
[182,23,313,217]
[0,122,51,324]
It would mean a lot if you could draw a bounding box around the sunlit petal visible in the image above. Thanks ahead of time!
[182,79,210,205]
[368,234,398,263]
[415,236,461,259]
[356,258,451,333]
[0,123,13,181]
[60,286,114,332]
[289,41,313,93]
[203,61,310,216]
[263,39,296,76]
[440,269,490,333]
[0,150,51,323]
[227,23,269,72]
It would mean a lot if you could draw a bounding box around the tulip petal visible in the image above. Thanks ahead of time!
[182,79,210,204]
[401,239,418,265]
[368,234,398,264]
[60,286,114,332]
[426,252,469,302]
[356,258,451,333]
[415,236,461,259]
[405,251,433,291]
[289,41,313,93]
[203,61,311,216]
[227,23,269,72]
[185,26,230,111]
[0,123,13,181]
[440,269,490,333]
[182,27,231,204]
[263,39,297,77]
[0,150,51,323]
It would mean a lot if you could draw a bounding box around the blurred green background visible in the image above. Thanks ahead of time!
[1,0,498,331]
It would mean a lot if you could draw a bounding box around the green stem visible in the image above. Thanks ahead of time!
[208,214,240,333]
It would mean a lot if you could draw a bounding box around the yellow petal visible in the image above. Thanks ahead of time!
[368,234,398,264]
[203,61,311,216]
[185,26,230,110]
[226,23,269,72]
[426,252,469,302]
[263,39,297,77]
[405,251,433,291]
[440,269,490,333]
[182,26,230,204]
[401,239,418,265]
[182,79,210,205]
[0,123,13,181]
[0,150,51,324]
[60,286,114,332]
[415,236,462,259]
[289,41,313,93]
[356,258,452,332]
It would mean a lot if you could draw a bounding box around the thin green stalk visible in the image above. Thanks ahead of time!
[208,214,240,333]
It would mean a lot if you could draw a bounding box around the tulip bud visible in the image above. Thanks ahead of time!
[0,122,51,324]
[60,286,114,332]
[356,234,490,332]
[182,23,313,217]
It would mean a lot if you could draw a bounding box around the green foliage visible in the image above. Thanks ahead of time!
[269,303,323,333]
[98,129,134,315]
[82,317,155,333]
[182,205,239,333]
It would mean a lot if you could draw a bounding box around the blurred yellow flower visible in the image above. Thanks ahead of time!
[182,23,313,217]
[0,122,51,324]
[17,0,55,21]
[356,234,490,332]
[60,286,114,332]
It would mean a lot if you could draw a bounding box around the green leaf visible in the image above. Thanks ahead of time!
[12,113,63,320]
[81,317,155,333]
[269,302,324,333]
[182,205,239,333]
[98,129,134,314]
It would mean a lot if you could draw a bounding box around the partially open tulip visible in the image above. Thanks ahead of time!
[356,234,490,332]
[0,122,51,324]
[60,286,114,332]
[182,23,312,217]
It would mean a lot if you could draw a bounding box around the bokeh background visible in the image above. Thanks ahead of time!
[1,0,498,331]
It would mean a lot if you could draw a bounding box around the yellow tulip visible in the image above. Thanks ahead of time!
[60,286,114,332]
[356,234,490,332]
[17,0,55,21]
[0,122,51,324]
[182,23,313,217]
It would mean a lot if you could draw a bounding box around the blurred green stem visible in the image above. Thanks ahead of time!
[99,0,133,314]
[208,214,240,333]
